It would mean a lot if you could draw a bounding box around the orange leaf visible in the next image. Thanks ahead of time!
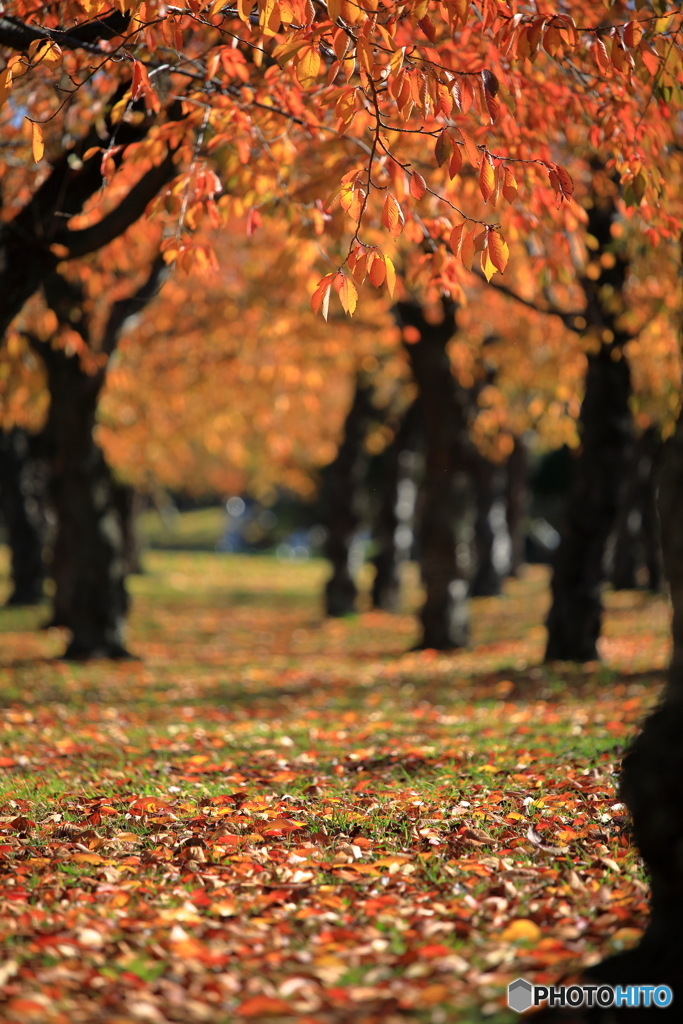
[449,222,465,255]
[460,227,476,271]
[0,68,13,109]
[479,155,495,203]
[457,126,479,167]
[410,171,426,199]
[311,274,334,320]
[502,165,518,203]
[434,129,452,167]
[448,144,462,179]
[488,230,509,273]
[237,996,292,1017]
[369,253,386,287]
[29,119,44,163]
[382,194,404,238]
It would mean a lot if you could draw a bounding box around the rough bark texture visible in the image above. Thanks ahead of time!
[505,435,528,578]
[611,426,663,592]
[0,429,48,605]
[545,183,634,662]
[322,379,374,617]
[398,301,474,650]
[370,399,422,612]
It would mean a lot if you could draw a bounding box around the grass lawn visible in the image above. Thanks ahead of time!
[0,548,671,1023]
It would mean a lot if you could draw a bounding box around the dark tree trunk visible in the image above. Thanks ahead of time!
[0,429,48,605]
[39,346,130,657]
[26,261,165,658]
[370,399,422,612]
[545,183,634,663]
[471,452,501,597]
[112,483,143,575]
[322,378,375,617]
[505,435,528,578]
[579,409,683,1017]
[398,301,474,650]
[611,426,663,592]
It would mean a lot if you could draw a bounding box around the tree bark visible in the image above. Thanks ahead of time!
[579,409,683,1014]
[370,399,421,612]
[611,426,663,592]
[545,182,634,663]
[322,378,374,617]
[26,261,165,657]
[471,451,502,597]
[398,301,474,650]
[505,435,528,578]
[0,429,48,605]
[112,483,144,576]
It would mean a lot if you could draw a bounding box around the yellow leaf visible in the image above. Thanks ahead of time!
[384,255,397,297]
[481,247,497,282]
[501,919,542,944]
[0,68,12,109]
[328,0,342,19]
[35,41,63,68]
[338,276,358,316]
[357,37,374,76]
[29,120,44,163]
[297,46,321,88]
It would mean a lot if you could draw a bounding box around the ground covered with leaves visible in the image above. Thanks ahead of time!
[0,551,671,1023]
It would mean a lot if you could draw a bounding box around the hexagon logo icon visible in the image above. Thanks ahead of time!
[508,978,533,1013]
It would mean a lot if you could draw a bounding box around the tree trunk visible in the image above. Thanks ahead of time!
[398,301,474,650]
[40,348,130,658]
[471,452,501,597]
[112,483,144,575]
[581,409,683,1014]
[545,182,634,663]
[0,429,47,605]
[505,435,528,578]
[370,399,422,612]
[27,261,165,657]
[322,378,374,617]
[611,426,663,592]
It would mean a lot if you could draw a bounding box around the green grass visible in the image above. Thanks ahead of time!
[0,548,669,1023]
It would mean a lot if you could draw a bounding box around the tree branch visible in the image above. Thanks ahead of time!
[0,14,102,53]
[474,269,584,329]
[101,255,168,356]
[58,151,175,259]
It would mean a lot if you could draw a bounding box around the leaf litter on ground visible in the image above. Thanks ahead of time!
[0,551,670,1023]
